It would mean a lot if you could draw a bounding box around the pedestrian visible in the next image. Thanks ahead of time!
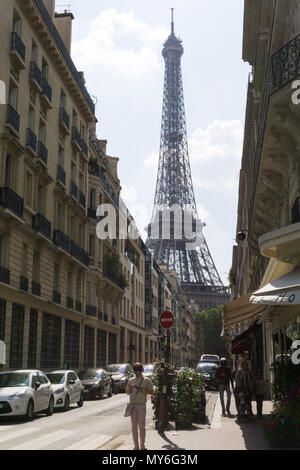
[215,358,234,416]
[235,360,255,417]
[254,369,265,418]
[126,363,154,451]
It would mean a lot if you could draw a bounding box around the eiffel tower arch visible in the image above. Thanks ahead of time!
[147,11,230,311]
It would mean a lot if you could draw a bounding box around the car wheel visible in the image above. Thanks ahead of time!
[108,385,112,398]
[64,394,70,412]
[77,393,84,408]
[25,400,34,422]
[46,396,54,416]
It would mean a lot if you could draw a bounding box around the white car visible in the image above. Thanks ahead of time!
[200,354,220,364]
[45,370,84,411]
[0,369,54,421]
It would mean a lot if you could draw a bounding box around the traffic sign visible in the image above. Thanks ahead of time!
[160,310,175,329]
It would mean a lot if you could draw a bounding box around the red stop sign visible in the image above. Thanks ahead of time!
[160,311,175,329]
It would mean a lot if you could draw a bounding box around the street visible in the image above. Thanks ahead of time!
[0,392,218,450]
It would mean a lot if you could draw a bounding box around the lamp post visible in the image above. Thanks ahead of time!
[158,311,174,433]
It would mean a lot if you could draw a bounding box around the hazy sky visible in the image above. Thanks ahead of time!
[62,0,250,284]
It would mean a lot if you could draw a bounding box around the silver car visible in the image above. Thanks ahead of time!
[45,370,84,410]
[0,369,54,421]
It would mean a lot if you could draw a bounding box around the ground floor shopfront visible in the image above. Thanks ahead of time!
[0,288,119,371]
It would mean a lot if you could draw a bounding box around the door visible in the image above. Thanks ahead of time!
[31,372,43,411]
[67,372,78,403]
[38,372,51,410]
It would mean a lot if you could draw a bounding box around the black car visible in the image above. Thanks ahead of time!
[77,369,112,400]
[106,364,135,393]
[196,362,218,391]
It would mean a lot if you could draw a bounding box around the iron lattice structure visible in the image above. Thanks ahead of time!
[147,13,230,310]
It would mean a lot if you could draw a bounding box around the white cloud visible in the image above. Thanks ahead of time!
[72,9,168,81]
[144,151,159,169]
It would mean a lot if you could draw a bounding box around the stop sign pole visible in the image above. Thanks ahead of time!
[158,311,174,433]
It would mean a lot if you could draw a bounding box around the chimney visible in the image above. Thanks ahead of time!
[43,0,55,18]
[54,10,74,54]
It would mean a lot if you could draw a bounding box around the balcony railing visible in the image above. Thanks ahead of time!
[70,180,78,199]
[59,107,70,130]
[57,164,66,186]
[20,275,28,292]
[67,297,74,310]
[11,31,25,63]
[53,290,61,304]
[6,104,20,133]
[32,281,41,296]
[81,139,88,157]
[26,128,37,153]
[79,190,86,208]
[71,241,89,266]
[53,229,71,253]
[0,266,10,285]
[75,300,82,313]
[29,61,42,88]
[86,305,97,317]
[0,187,23,218]
[41,78,52,103]
[33,213,52,239]
[72,127,82,149]
[37,141,48,165]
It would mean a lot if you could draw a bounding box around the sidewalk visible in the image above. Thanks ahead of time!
[102,397,274,451]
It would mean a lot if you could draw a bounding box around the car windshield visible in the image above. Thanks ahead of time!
[78,370,102,380]
[0,373,30,388]
[143,365,154,372]
[46,373,66,384]
[202,356,218,361]
[106,365,126,375]
[197,364,216,373]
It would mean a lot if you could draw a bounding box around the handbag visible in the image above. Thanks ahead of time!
[124,378,144,417]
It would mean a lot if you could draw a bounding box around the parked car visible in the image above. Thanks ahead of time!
[0,369,54,421]
[200,354,220,365]
[196,362,218,391]
[45,370,84,410]
[106,364,134,393]
[143,364,156,379]
[77,369,112,400]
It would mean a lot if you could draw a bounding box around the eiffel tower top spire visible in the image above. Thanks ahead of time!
[171,7,174,35]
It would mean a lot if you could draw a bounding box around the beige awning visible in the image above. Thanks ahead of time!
[223,292,266,328]
[250,268,300,305]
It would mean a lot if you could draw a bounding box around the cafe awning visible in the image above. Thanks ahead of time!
[231,321,258,355]
[223,292,266,328]
[250,268,300,305]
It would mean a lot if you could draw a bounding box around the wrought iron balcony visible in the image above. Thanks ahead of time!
[53,290,61,304]
[0,266,10,285]
[67,297,74,309]
[75,300,82,313]
[88,162,99,177]
[81,139,88,157]
[33,213,52,239]
[11,31,25,66]
[71,241,89,266]
[103,314,108,322]
[32,281,41,296]
[37,141,48,165]
[26,128,37,153]
[0,187,23,218]
[29,61,42,89]
[6,104,20,134]
[98,310,103,320]
[79,190,86,208]
[70,180,78,199]
[59,107,70,131]
[57,164,66,186]
[112,317,116,325]
[88,208,96,219]
[41,78,52,104]
[86,305,97,317]
[53,229,71,253]
[20,275,28,292]
[72,127,82,149]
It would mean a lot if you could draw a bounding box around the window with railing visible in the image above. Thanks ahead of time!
[40,313,61,370]
[10,303,24,369]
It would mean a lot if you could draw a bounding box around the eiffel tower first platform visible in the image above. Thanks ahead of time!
[147,11,230,312]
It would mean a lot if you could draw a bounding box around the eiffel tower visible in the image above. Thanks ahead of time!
[147,10,230,311]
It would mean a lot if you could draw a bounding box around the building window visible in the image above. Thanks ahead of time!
[56,203,63,230]
[108,333,117,364]
[0,298,6,342]
[97,329,106,367]
[27,309,38,368]
[25,171,33,208]
[42,58,49,81]
[79,224,83,247]
[89,235,95,257]
[58,146,64,168]
[84,325,95,368]
[21,244,28,277]
[10,303,24,369]
[40,312,61,370]
[67,272,72,298]
[53,263,60,292]
[32,251,40,283]
[36,184,43,214]
[0,233,9,269]
[8,82,18,110]
[64,319,80,369]
[31,40,38,62]
[5,154,13,188]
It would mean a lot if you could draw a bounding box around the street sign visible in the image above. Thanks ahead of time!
[160,310,175,329]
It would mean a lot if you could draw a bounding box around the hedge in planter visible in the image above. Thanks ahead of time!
[151,359,176,430]
[174,369,205,430]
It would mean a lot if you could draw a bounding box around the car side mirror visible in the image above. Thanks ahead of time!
[68,380,75,385]
[35,382,41,390]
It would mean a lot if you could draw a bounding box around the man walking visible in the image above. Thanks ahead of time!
[126,363,154,451]
[215,358,234,416]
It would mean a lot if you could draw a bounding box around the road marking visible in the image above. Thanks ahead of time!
[65,434,112,450]
[0,427,40,444]
[9,429,75,450]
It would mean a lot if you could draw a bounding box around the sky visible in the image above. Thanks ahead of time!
[60,0,250,285]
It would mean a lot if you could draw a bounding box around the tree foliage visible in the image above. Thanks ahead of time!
[194,305,227,358]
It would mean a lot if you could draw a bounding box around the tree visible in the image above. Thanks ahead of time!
[194,306,227,359]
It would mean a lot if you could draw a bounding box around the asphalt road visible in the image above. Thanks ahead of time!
[0,391,218,450]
